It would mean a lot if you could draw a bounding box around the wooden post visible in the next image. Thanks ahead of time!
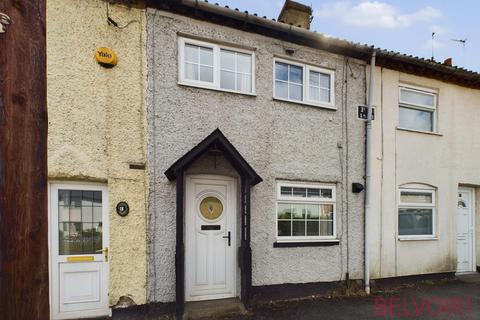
[0,1,49,319]
[240,177,252,308]
[175,169,185,319]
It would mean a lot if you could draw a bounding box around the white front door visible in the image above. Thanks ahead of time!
[185,175,237,301]
[456,188,475,273]
[50,183,110,319]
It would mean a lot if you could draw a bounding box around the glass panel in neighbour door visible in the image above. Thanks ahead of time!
[58,189,103,255]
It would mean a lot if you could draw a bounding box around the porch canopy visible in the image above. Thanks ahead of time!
[164,128,262,317]
[165,128,262,185]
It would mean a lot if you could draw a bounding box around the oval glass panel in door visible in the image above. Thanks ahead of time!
[199,196,223,221]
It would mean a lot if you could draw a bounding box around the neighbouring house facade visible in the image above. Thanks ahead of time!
[369,68,480,279]
[42,0,480,319]
[146,0,366,314]
[47,0,148,319]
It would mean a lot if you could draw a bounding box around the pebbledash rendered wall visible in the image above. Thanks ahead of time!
[146,8,367,302]
[368,67,480,279]
[47,0,148,305]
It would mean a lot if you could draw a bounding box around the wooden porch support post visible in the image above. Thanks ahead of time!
[175,169,185,319]
[0,1,49,319]
[240,176,252,307]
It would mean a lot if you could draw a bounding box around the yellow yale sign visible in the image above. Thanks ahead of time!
[95,47,117,67]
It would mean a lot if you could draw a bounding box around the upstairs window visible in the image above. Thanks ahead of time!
[184,43,214,83]
[220,49,252,93]
[275,62,303,101]
[179,37,254,94]
[398,188,435,238]
[274,58,335,108]
[399,86,437,132]
[276,182,336,242]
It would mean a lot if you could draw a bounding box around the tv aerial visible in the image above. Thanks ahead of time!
[451,38,467,48]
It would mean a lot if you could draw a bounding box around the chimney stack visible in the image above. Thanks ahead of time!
[443,58,453,66]
[278,0,313,30]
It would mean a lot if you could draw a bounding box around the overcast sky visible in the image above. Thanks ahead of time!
[213,0,479,72]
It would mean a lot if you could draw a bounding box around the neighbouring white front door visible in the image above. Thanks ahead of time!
[185,175,237,301]
[457,188,475,273]
[50,183,110,319]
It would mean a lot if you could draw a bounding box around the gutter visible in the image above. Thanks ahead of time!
[364,51,376,294]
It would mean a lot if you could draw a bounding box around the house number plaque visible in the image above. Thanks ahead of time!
[199,197,223,221]
[116,201,129,217]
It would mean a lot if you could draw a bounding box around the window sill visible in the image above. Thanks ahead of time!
[396,127,443,136]
[274,240,340,247]
[178,81,257,97]
[273,97,337,111]
[398,236,438,241]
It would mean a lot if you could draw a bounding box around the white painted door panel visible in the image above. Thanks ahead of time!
[59,263,102,311]
[456,188,474,273]
[185,175,236,301]
[50,184,110,319]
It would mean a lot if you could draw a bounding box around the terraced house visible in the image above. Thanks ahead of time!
[46,1,148,319]
[39,0,480,319]
[146,0,366,317]
[368,58,480,280]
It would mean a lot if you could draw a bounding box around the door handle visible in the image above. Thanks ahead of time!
[222,232,231,246]
[95,247,109,261]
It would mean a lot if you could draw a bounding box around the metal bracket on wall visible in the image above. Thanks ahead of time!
[0,12,11,33]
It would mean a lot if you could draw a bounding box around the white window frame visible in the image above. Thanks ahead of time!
[178,37,256,95]
[398,85,437,133]
[398,187,436,240]
[273,57,335,109]
[276,181,337,242]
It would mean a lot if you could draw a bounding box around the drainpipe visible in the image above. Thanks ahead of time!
[365,50,376,295]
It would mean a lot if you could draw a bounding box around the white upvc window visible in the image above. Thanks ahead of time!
[178,37,255,95]
[274,58,335,109]
[398,188,436,238]
[399,86,437,132]
[276,182,336,242]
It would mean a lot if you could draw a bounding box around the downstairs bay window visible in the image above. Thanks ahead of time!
[276,182,336,242]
